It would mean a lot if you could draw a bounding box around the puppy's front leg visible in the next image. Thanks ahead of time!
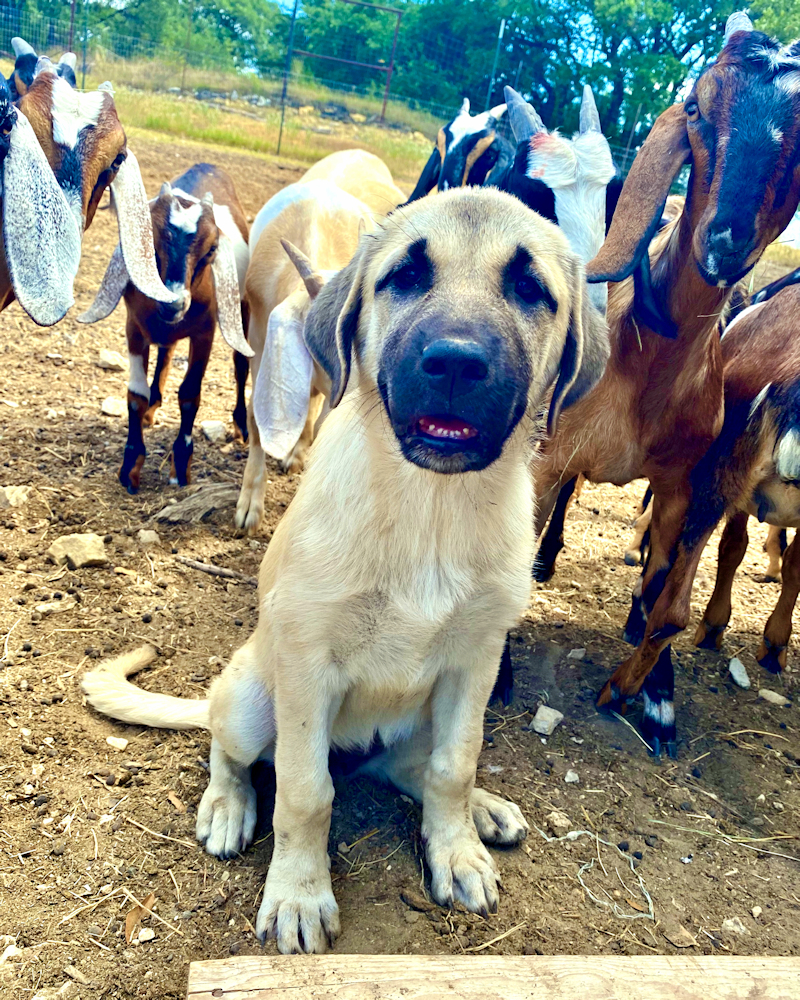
[256,671,344,954]
[423,665,510,916]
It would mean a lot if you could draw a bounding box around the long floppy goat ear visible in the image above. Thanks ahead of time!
[547,256,610,436]
[303,248,365,408]
[110,151,179,305]
[586,103,690,284]
[3,108,82,326]
[78,243,128,323]
[211,232,253,357]
[406,146,441,203]
[252,295,315,462]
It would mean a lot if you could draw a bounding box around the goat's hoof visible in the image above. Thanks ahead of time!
[596,681,622,710]
[757,637,786,675]
[119,450,145,494]
[531,556,554,583]
[641,709,677,759]
[623,550,640,567]
[171,438,194,488]
[694,619,726,650]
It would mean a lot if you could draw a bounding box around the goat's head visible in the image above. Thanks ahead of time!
[8,38,77,99]
[505,85,616,311]
[436,99,509,191]
[16,62,174,313]
[80,182,252,356]
[590,12,800,290]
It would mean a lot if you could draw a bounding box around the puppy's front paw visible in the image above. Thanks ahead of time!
[471,788,529,846]
[426,831,500,917]
[196,777,257,859]
[256,869,340,954]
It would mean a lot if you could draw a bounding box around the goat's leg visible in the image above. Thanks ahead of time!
[235,312,268,534]
[144,344,175,427]
[624,486,653,566]
[758,530,800,674]
[764,526,787,583]
[232,299,250,444]
[533,475,579,582]
[171,326,213,487]
[695,511,749,650]
[622,487,688,646]
[640,647,676,758]
[119,328,150,495]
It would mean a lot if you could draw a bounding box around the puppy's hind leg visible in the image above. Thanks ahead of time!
[365,727,528,848]
[197,639,276,859]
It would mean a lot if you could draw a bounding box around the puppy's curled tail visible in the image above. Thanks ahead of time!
[82,645,210,730]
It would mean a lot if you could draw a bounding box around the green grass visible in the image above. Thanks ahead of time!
[111,87,430,185]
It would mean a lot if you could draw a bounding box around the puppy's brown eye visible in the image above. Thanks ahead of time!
[515,275,544,304]
[392,262,424,290]
[685,101,700,123]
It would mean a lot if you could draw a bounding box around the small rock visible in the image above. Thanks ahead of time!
[137,529,160,546]
[644,835,657,848]
[136,928,156,943]
[201,419,227,444]
[96,348,127,372]
[63,965,91,985]
[47,533,106,569]
[721,916,749,937]
[106,736,129,751]
[566,648,586,660]
[546,810,571,836]
[772,800,785,811]
[87,925,102,937]
[728,657,750,689]
[0,485,32,509]
[101,396,126,417]
[752,906,763,920]
[34,598,76,617]
[564,769,580,784]
[530,705,564,736]
[662,922,697,948]
[337,841,349,855]
[759,688,791,707]
[404,911,421,924]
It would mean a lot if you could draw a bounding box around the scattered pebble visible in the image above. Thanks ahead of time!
[201,419,227,444]
[752,906,763,920]
[530,705,564,736]
[137,529,160,546]
[96,348,127,372]
[566,648,585,660]
[136,928,156,943]
[0,485,32,509]
[46,533,107,570]
[545,810,572,836]
[63,965,91,985]
[106,737,129,752]
[728,657,750,689]
[721,916,749,937]
[759,688,791,707]
[101,396,126,417]
[564,769,579,784]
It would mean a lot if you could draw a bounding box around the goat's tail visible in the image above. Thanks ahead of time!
[82,645,211,731]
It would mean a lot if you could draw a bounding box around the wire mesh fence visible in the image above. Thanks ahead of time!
[0,2,640,171]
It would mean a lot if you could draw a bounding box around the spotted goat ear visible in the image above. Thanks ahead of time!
[110,151,178,304]
[212,232,253,357]
[3,108,82,326]
[78,243,128,324]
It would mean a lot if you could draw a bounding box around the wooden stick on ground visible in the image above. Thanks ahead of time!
[175,556,257,587]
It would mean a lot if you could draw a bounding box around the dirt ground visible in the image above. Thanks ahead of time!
[0,135,798,1000]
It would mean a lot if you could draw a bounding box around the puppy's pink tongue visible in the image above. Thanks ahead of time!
[418,416,478,440]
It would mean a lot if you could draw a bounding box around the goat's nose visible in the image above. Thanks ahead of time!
[421,338,489,396]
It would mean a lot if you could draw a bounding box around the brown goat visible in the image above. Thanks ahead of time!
[3,59,171,326]
[80,164,252,493]
[531,15,800,755]
[636,284,800,701]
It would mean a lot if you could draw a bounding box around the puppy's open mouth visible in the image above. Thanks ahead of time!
[417,416,479,443]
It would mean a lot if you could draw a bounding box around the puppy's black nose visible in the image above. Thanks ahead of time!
[421,338,489,397]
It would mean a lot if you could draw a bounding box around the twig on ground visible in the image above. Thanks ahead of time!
[175,556,257,587]
[126,816,198,850]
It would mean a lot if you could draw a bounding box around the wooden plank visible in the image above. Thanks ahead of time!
[187,954,800,1000]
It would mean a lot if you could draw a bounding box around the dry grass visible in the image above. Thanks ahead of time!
[763,240,800,268]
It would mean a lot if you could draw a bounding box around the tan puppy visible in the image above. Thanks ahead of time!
[82,188,608,954]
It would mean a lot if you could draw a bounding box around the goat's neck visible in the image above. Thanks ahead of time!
[653,205,730,345]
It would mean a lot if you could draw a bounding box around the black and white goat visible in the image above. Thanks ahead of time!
[9,38,76,99]
[406,99,512,201]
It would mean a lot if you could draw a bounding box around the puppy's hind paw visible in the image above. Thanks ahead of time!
[471,788,529,846]
[256,881,340,954]
[196,779,257,859]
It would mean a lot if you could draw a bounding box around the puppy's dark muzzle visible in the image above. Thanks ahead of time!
[380,323,529,474]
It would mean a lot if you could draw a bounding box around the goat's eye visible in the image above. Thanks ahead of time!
[515,275,543,304]
[685,101,700,123]
[112,151,126,169]
[392,261,425,291]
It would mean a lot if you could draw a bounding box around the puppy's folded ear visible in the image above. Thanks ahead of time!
[547,257,609,436]
[303,247,365,408]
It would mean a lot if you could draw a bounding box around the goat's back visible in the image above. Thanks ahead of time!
[301,148,406,216]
